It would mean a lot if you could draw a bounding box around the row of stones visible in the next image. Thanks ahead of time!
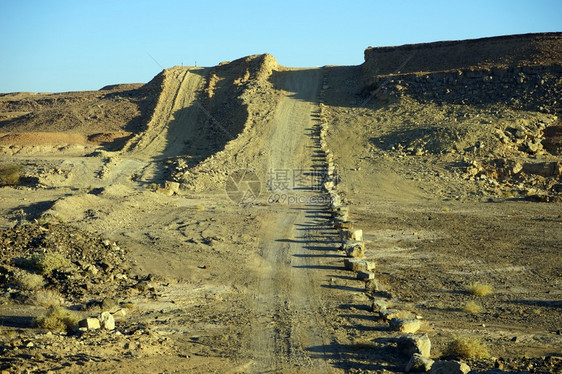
[315,71,471,373]
[77,309,127,332]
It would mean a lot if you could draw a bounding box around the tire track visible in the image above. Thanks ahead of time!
[251,68,336,373]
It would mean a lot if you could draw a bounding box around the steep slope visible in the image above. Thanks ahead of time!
[123,67,207,160]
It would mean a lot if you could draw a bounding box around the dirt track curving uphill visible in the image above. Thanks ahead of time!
[124,67,207,160]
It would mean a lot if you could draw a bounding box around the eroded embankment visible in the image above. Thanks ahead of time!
[362,32,562,77]
[167,54,281,190]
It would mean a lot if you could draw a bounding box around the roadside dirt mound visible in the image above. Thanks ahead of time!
[169,54,281,190]
[196,53,279,151]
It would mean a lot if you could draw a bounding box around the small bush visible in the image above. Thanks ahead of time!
[467,282,493,296]
[16,272,45,291]
[28,289,63,307]
[0,164,22,186]
[444,336,490,359]
[463,300,483,314]
[19,253,71,275]
[36,306,80,332]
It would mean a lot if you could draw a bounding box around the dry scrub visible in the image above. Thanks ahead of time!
[463,300,484,314]
[18,253,71,275]
[36,306,80,332]
[28,289,64,307]
[444,336,490,359]
[467,282,494,296]
[15,272,45,291]
[0,164,22,186]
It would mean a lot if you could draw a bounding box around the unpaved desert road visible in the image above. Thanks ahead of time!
[128,67,207,160]
[249,68,342,373]
[123,67,208,181]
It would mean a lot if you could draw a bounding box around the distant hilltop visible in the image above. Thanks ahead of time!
[363,32,562,76]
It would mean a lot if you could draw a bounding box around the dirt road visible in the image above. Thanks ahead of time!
[123,67,207,182]
[247,68,343,372]
[126,67,207,160]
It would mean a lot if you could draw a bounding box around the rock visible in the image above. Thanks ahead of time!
[78,318,100,330]
[135,280,149,291]
[343,258,375,272]
[333,205,348,213]
[343,258,361,270]
[527,141,543,153]
[430,361,470,374]
[85,264,99,276]
[347,229,363,241]
[322,181,335,192]
[335,219,353,231]
[495,359,504,370]
[379,308,401,321]
[406,353,434,372]
[390,318,421,333]
[112,308,127,318]
[512,162,523,174]
[335,211,349,222]
[164,180,180,193]
[371,299,389,313]
[330,194,341,208]
[365,278,381,293]
[357,271,375,281]
[397,334,431,357]
[359,260,375,271]
[157,187,174,196]
[101,297,118,310]
[342,241,364,258]
[99,311,115,330]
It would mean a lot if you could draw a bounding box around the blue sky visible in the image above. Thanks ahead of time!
[1,0,561,92]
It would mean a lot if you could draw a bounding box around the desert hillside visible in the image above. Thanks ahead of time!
[0,33,560,373]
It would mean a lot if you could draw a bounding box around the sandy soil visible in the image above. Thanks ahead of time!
[0,34,561,373]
